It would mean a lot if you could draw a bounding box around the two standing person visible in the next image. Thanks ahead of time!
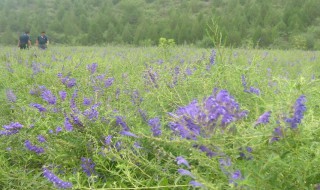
[18,31,49,50]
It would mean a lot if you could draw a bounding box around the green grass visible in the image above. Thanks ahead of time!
[0,46,319,189]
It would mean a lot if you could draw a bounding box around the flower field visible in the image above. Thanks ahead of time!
[0,46,319,189]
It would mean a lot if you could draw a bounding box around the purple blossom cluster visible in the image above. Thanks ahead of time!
[41,89,57,105]
[81,157,96,176]
[83,103,100,121]
[0,122,23,136]
[209,49,216,65]
[30,103,47,112]
[168,89,248,139]
[239,146,253,160]
[148,117,162,137]
[25,140,44,154]
[285,95,306,129]
[255,111,271,126]
[116,116,138,138]
[43,167,72,189]
[219,157,244,186]
[242,75,261,95]
[87,63,98,74]
[6,89,16,103]
[270,126,284,143]
[58,73,76,88]
[175,156,204,188]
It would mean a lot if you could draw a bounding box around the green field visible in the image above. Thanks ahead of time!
[0,46,320,189]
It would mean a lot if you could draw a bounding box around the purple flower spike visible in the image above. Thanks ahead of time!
[116,116,130,131]
[59,91,67,101]
[177,169,195,179]
[190,180,204,187]
[105,77,114,88]
[83,97,92,106]
[30,103,47,112]
[104,135,113,145]
[64,117,73,131]
[231,170,242,180]
[3,122,23,130]
[148,117,162,137]
[42,167,72,189]
[81,157,96,176]
[25,140,44,154]
[286,95,306,129]
[255,111,271,126]
[56,127,63,133]
[41,89,56,105]
[120,130,138,138]
[176,156,190,168]
[87,63,98,74]
[6,89,16,103]
[37,135,46,143]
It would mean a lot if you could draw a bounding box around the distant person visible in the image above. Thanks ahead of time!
[36,31,49,49]
[18,31,31,49]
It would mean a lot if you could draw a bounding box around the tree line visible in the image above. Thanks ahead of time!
[0,0,320,49]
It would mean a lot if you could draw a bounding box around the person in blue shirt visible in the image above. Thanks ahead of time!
[18,31,31,49]
[36,31,49,49]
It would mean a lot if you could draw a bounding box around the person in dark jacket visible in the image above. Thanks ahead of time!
[18,31,31,49]
[36,31,49,49]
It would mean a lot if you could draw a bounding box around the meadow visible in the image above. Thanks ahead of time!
[0,45,319,190]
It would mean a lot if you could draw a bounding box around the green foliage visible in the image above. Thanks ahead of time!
[0,46,320,189]
[0,0,320,49]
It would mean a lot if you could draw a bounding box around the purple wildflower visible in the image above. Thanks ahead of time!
[255,111,271,126]
[133,142,143,149]
[70,90,78,111]
[115,88,120,100]
[138,109,148,123]
[81,157,96,176]
[189,180,204,187]
[197,145,217,157]
[56,127,63,133]
[231,170,242,180]
[115,141,122,151]
[177,169,195,179]
[41,89,57,105]
[270,126,284,143]
[37,135,46,143]
[248,86,261,95]
[185,68,192,75]
[30,103,47,112]
[3,122,23,130]
[105,77,114,88]
[120,130,138,138]
[6,89,16,103]
[104,135,112,145]
[241,75,247,90]
[209,49,216,65]
[25,140,44,154]
[0,122,22,136]
[176,156,190,168]
[83,103,100,121]
[148,117,162,137]
[66,78,76,88]
[70,114,83,127]
[83,97,92,106]
[64,117,73,131]
[285,95,307,129]
[42,167,72,189]
[59,91,67,101]
[116,116,130,131]
[87,63,98,74]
